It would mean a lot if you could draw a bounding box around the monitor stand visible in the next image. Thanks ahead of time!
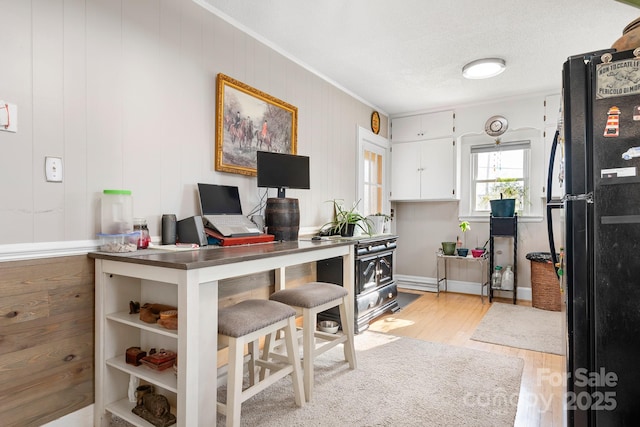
[265,197,299,241]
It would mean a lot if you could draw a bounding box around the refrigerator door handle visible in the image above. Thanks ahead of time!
[547,204,562,277]
[546,128,562,275]
[546,129,560,204]
[562,192,594,203]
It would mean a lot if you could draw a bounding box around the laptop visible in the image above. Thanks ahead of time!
[197,183,261,237]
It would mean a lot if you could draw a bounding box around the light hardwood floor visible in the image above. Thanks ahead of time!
[368,290,566,427]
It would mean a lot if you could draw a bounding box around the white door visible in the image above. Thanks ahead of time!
[357,127,390,216]
[420,137,455,200]
[390,141,421,200]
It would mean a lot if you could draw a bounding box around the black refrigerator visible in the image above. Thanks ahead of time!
[549,48,640,426]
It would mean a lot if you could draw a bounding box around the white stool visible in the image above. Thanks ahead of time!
[269,281,357,402]
[217,299,304,427]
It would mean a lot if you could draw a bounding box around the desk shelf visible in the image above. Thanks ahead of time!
[92,241,355,427]
[106,398,176,427]
[489,215,517,303]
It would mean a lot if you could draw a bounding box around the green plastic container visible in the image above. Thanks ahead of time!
[101,189,133,234]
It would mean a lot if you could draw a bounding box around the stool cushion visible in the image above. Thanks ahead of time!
[270,282,347,309]
[218,299,296,338]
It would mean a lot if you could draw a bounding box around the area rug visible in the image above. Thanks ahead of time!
[471,302,564,355]
[396,291,421,309]
[217,331,524,426]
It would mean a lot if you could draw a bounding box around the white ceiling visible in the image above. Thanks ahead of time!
[194,0,639,116]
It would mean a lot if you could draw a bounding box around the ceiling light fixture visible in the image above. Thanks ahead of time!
[462,58,506,79]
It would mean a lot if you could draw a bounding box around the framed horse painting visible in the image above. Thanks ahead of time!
[215,73,298,176]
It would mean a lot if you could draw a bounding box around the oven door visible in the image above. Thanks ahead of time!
[355,250,394,294]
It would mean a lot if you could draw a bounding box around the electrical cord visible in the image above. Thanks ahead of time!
[246,188,269,218]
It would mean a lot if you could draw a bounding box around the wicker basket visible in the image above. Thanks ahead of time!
[530,260,561,311]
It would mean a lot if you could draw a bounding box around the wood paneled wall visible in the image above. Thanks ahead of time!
[0,256,95,427]
[0,255,314,425]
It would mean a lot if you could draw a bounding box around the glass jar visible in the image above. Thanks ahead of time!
[133,218,150,249]
[491,266,503,289]
[501,265,514,291]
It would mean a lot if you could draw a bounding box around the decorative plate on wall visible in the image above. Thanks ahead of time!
[485,115,508,137]
[371,111,381,134]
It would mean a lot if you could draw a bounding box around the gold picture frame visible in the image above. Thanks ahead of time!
[215,73,298,176]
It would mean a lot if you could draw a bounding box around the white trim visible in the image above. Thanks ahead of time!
[0,240,99,262]
[191,0,386,116]
[396,273,532,301]
[0,227,321,262]
[357,126,391,216]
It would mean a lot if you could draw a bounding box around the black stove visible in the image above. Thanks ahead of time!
[317,234,399,333]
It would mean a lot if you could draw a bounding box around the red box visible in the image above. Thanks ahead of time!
[204,228,275,246]
[140,350,177,371]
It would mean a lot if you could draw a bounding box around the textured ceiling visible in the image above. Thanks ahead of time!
[194,0,639,116]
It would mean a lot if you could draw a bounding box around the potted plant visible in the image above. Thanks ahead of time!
[321,199,373,237]
[457,220,471,257]
[365,212,391,235]
[482,178,528,217]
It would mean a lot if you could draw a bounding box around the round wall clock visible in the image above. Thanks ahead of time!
[485,115,508,137]
[371,111,381,134]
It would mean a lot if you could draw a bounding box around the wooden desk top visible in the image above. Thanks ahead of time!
[88,239,353,270]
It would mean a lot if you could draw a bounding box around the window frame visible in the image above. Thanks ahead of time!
[459,129,543,222]
[470,140,531,216]
[357,127,390,218]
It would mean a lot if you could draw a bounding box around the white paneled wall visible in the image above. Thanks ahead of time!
[392,93,559,293]
[0,0,385,245]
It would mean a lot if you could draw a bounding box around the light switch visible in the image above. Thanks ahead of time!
[45,157,63,182]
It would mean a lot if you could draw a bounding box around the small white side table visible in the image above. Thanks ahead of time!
[435,252,489,303]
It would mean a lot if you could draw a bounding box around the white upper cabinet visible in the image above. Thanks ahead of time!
[391,138,459,201]
[544,94,561,126]
[391,111,458,201]
[391,110,454,142]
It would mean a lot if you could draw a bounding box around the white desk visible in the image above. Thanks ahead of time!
[435,252,489,303]
[90,240,354,427]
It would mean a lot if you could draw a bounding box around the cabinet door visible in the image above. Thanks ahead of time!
[419,138,456,200]
[545,94,561,126]
[420,110,454,140]
[391,115,423,142]
[392,110,454,143]
[391,141,421,200]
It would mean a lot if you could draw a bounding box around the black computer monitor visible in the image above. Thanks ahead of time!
[256,151,310,198]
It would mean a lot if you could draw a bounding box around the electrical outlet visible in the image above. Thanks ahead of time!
[45,157,63,182]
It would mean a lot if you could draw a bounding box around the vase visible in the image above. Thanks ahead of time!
[490,199,515,217]
[339,223,356,237]
[441,241,456,255]
[366,215,386,235]
[612,17,640,52]
[457,248,469,257]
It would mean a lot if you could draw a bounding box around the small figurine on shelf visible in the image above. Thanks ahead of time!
[132,384,176,427]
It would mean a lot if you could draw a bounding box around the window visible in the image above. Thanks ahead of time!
[363,149,384,215]
[471,140,531,215]
[357,127,390,217]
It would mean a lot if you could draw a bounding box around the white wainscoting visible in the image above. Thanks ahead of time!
[396,273,532,301]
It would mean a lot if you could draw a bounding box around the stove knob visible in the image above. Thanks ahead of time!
[388,293,393,299]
